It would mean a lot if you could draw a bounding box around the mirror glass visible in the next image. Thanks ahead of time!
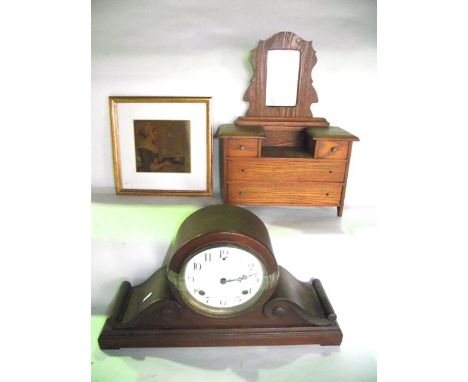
[265,50,300,107]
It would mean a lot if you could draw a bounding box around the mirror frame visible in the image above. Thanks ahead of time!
[243,31,318,119]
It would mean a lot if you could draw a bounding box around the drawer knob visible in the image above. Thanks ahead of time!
[331,147,337,153]
[329,170,333,174]
[239,191,244,196]
[326,193,330,196]
[240,145,246,150]
[241,168,245,172]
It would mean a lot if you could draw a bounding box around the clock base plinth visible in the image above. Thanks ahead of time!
[98,322,342,349]
[98,267,342,349]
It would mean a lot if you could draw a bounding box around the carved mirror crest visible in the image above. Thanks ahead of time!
[243,31,319,119]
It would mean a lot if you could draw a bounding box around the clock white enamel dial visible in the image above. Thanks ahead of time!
[179,245,267,316]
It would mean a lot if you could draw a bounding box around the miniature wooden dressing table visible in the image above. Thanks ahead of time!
[218,32,359,216]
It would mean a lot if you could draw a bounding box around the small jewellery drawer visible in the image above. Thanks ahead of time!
[227,159,346,182]
[227,182,342,206]
[316,140,349,160]
[225,139,259,157]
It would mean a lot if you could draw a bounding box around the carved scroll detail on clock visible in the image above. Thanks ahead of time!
[263,267,337,325]
[152,299,182,323]
[109,268,183,328]
[243,31,318,118]
[118,298,182,328]
[263,298,333,326]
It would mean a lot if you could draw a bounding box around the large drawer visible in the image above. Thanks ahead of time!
[227,159,346,182]
[227,182,342,206]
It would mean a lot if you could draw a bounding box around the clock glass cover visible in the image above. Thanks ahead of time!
[180,245,267,316]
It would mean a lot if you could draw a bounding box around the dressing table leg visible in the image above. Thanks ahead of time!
[337,206,343,217]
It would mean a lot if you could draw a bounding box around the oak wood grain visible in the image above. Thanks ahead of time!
[243,32,319,118]
[306,125,359,141]
[227,158,346,182]
[226,138,260,157]
[316,140,349,160]
[338,142,354,217]
[227,182,342,206]
[263,128,304,147]
[236,116,329,127]
[218,124,266,139]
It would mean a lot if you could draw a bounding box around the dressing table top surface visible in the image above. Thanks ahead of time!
[306,126,359,141]
[218,124,266,139]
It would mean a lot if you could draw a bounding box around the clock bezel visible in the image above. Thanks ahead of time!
[166,232,279,318]
[176,242,269,317]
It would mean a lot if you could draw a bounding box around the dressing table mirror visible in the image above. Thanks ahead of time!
[265,49,300,106]
[218,31,359,216]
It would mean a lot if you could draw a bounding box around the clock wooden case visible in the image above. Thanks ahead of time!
[98,204,342,349]
[218,32,359,216]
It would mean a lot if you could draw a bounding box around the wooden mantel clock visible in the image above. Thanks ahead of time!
[218,31,359,216]
[98,204,342,349]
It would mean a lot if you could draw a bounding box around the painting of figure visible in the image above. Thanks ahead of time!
[134,120,191,173]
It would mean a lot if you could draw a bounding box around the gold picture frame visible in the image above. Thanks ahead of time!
[109,96,212,196]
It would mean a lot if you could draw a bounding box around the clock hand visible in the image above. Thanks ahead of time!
[220,273,259,284]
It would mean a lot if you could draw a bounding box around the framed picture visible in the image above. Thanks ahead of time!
[109,96,212,196]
